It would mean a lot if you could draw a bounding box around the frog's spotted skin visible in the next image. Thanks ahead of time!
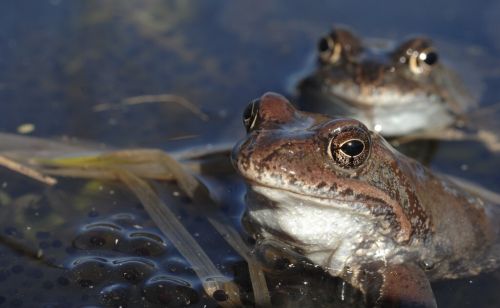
[232,93,500,307]
[297,27,474,137]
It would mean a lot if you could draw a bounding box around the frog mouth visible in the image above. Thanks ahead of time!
[326,84,423,109]
[321,87,374,109]
[244,179,374,213]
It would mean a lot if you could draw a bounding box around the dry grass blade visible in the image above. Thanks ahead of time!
[45,150,271,305]
[444,174,500,205]
[207,217,271,307]
[477,130,500,152]
[128,151,271,305]
[392,128,500,153]
[391,128,468,145]
[14,142,270,306]
[115,169,242,307]
[39,149,187,181]
[0,155,57,185]
[470,101,500,117]
[93,94,209,121]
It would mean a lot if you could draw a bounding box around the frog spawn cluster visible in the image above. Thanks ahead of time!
[68,213,203,307]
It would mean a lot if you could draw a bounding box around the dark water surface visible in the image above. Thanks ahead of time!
[0,0,499,307]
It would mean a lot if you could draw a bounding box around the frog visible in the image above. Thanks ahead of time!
[295,26,490,144]
[232,92,500,307]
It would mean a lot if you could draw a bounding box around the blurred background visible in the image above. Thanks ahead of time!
[1,0,499,148]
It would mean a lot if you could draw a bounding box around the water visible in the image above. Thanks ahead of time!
[0,0,499,307]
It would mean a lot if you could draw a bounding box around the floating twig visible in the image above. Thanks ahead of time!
[93,94,209,121]
[0,155,57,185]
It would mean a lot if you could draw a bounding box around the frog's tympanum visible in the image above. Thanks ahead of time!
[297,27,474,137]
[232,93,500,307]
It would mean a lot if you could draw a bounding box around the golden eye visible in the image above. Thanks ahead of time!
[318,35,342,64]
[328,126,371,169]
[409,48,439,74]
[243,99,260,132]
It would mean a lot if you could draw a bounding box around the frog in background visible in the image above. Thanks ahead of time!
[296,26,500,150]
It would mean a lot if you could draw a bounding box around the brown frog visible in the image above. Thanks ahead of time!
[296,27,476,139]
[232,93,500,307]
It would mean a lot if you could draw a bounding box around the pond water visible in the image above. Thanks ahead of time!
[0,0,499,307]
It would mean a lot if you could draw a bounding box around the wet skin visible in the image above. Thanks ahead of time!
[232,93,500,307]
[297,27,474,137]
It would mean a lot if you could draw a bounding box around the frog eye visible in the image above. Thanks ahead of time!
[318,35,342,64]
[243,99,260,132]
[408,48,439,74]
[318,28,362,64]
[328,126,371,169]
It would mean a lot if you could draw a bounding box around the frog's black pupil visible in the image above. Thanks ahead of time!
[424,51,438,65]
[340,140,364,157]
[318,37,330,52]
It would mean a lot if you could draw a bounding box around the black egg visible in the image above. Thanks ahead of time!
[99,283,131,307]
[126,232,167,257]
[70,257,111,288]
[112,258,156,284]
[73,225,124,251]
[142,275,199,307]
